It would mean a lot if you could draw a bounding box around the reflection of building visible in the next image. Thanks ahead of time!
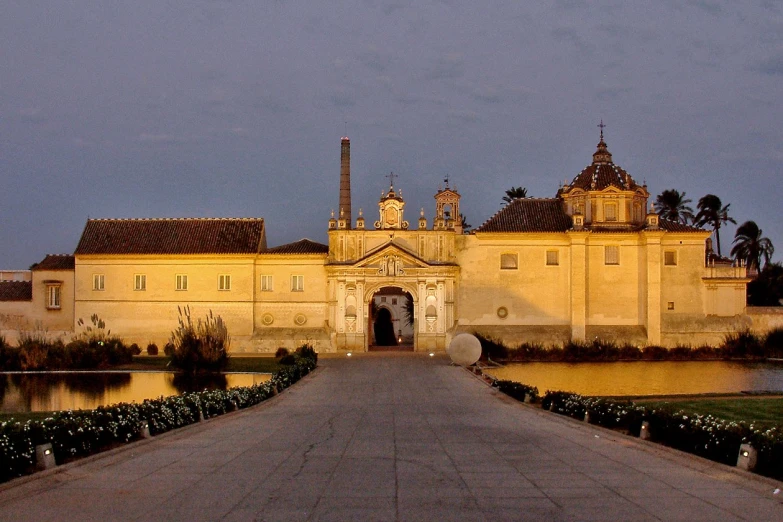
[2,133,772,351]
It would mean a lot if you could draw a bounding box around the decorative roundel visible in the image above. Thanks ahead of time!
[294,313,307,326]
[261,313,274,326]
[496,306,508,319]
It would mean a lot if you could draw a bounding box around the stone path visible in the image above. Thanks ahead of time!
[1,353,782,521]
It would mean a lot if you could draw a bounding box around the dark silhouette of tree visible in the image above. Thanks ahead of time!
[403,293,414,327]
[695,194,735,257]
[731,221,774,273]
[747,262,783,306]
[654,189,694,224]
[460,213,471,233]
[502,186,528,204]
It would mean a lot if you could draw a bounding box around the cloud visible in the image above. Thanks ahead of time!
[596,86,632,101]
[137,133,179,144]
[358,47,392,73]
[16,107,46,123]
[428,53,464,81]
[471,86,504,104]
[329,88,356,108]
[752,53,783,75]
[551,27,593,53]
[447,109,479,123]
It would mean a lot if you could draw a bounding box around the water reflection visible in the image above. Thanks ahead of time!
[485,361,783,397]
[0,372,270,413]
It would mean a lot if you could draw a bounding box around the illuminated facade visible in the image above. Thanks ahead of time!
[0,135,764,351]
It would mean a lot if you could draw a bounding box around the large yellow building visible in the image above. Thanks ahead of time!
[1,135,765,351]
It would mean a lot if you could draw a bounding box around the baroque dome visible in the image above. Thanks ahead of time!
[563,137,643,193]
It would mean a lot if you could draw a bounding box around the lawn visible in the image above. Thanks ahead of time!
[641,397,783,428]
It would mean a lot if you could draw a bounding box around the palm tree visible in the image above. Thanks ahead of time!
[695,194,736,257]
[731,221,774,272]
[654,189,694,224]
[502,186,528,204]
[459,213,471,233]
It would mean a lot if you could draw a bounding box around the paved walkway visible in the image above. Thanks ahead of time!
[1,353,782,521]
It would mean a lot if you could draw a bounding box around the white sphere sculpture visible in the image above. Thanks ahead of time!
[447,333,482,366]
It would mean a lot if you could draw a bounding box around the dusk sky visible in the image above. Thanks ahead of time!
[1,1,781,269]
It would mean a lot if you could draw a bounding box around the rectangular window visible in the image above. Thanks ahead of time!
[47,285,61,309]
[500,253,518,270]
[261,275,273,292]
[291,275,304,292]
[176,274,188,291]
[605,203,617,221]
[93,274,105,291]
[392,298,397,305]
[664,251,677,266]
[381,296,387,303]
[134,274,146,291]
[605,246,620,265]
[546,250,559,266]
[218,274,231,291]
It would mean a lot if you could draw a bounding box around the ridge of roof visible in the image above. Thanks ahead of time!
[75,218,266,255]
[31,254,75,271]
[265,238,329,254]
[475,198,573,233]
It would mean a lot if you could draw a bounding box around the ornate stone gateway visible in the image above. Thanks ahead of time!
[327,180,461,352]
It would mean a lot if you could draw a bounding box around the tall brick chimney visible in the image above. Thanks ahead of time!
[339,136,352,228]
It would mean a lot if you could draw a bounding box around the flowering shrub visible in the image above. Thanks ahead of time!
[503,387,783,481]
[494,380,539,403]
[0,350,317,483]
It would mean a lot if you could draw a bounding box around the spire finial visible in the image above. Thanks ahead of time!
[444,174,450,189]
[386,171,397,188]
[598,119,606,141]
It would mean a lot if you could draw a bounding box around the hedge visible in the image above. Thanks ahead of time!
[0,353,316,483]
[494,382,783,481]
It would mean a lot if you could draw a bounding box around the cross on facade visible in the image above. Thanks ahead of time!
[386,171,397,187]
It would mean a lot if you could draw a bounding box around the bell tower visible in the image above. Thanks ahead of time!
[433,177,461,233]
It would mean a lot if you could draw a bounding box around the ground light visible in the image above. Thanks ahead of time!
[429,353,434,357]
[346,352,352,357]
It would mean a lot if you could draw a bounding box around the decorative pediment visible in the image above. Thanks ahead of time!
[351,242,431,273]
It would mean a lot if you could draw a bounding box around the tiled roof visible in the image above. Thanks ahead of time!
[565,139,642,192]
[475,199,572,233]
[265,238,329,254]
[74,218,266,255]
[657,219,705,233]
[31,254,75,271]
[0,281,32,301]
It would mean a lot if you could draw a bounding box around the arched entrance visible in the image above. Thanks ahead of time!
[368,287,414,351]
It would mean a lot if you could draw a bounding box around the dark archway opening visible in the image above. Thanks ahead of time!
[373,308,397,346]
[369,288,414,351]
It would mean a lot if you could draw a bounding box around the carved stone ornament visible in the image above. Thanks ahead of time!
[378,254,405,277]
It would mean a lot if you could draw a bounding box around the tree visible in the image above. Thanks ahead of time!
[460,213,472,233]
[654,189,694,224]
[731,221,774,273]
[502,186,528,204]
[695,194,735,257]
[747,262,783,306]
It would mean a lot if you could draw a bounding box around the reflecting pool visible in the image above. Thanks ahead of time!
[0,372,271,413]
[484,361,783,396]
